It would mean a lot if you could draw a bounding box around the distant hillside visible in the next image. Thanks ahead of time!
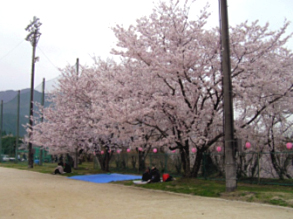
[2,113,28,136]
[0,77,59,137]
[0,89,30,103]
[1,90,51,136]
[0,76,59,103]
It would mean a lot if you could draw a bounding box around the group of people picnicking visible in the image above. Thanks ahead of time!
[53,162,173,183]
[142,166,173,183]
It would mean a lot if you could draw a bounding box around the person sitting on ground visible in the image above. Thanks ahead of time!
[53,162,66,174]
[63,162,72,173]
[142,167,151,181]
[148,166,161,183]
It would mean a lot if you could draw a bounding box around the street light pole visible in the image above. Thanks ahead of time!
[25,16,42,168]
[219,0,237,191]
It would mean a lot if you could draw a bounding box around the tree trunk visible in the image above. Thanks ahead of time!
[180,147,191,177]
[96,150,113,172]
[104,152,110,172]
[138,151,146,171]
[191,150,203,178]
[97,154,104,170]
[270,150,284,180]
[131,156,137,169]
[74,148,78,169]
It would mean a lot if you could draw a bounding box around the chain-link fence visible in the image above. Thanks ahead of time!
[93,151,293,185]
[200,151,293,185]
[93,152,183,176]
[1,147,52,164]
[2,145,293,186]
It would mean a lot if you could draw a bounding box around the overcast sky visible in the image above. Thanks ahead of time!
[0,0,292,91]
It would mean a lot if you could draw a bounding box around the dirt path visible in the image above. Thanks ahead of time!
[0,167,292,219]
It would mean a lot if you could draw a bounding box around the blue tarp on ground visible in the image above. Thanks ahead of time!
[68,173,141,183]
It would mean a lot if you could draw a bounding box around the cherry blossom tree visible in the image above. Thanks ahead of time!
[258,104,293,179]
[27,0,293,178]
[109,0,293,177]
[28,65,94,168]
[30,59,133,170]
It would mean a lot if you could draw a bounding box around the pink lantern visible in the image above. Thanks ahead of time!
[101,151,104,155]
[216,146,222,153]
[171,150,176,153]
[191,148,197,153]
[286,142,293,150]
[109,149,111,153]
[245,142,251,149]
[153,148,157,153]
[138,147,143,151]
[127,148,131,153]
[117,149,121,154]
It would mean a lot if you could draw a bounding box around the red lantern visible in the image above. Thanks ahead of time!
[216,146,222,153]
[245,142,251,149]
[286,142,292,150]
[127,148,131,153]
[153,148,157,153]
[191,148,197,153]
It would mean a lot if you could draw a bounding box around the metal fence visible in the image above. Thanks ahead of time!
[4,148,293,186]
[93,152,182,175]
[93,151,293,186]
[1,147,52,163]
[203,151,293,186]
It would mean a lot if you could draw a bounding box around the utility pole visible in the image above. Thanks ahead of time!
[219,0,237,192]
[0,100,3,162]
[74,58,79,169]
[15,90,20,162]
[25,16,42,168]
[76,58,79,76]
[39,78,45,166]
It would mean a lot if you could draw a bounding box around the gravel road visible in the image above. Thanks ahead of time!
[0,167,292,219]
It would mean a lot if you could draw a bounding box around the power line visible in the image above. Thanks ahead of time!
[37,46,60,70]
[0,39,25,62]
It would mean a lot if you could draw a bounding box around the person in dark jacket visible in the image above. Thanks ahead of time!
[142,167,151,181]
[63,163,72,173]
[148,166,160,183]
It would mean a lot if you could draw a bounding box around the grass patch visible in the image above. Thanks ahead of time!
[1,161,293,208]
[0,161,104,176]
[122,178,225,197]
[114,178,293,208]
[269,198,289,207]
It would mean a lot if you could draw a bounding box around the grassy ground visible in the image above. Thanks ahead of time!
[0,161,104,176]
[115,179,293,208]
[1,161,293,208]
